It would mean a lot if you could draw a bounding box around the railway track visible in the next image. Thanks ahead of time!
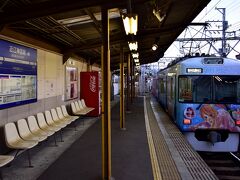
[199,152,240,180]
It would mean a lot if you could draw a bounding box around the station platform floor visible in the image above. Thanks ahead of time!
[2,95,218,180]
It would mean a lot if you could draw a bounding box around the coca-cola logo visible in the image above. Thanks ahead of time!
[89,75,96,93]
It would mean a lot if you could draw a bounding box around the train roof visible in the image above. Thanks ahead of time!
[159,55,240,72]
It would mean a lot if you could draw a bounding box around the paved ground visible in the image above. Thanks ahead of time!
[37,97,153,180]
[2,117,98,180]
[2,96,120,180]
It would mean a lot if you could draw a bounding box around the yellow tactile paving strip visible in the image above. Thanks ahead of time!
[149,97,218,180]
[144,97,181,180]
[144,97,162,180]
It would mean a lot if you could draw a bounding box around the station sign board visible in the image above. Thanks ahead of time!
[0,40,37,109]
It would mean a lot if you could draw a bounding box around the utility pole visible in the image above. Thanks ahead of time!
[216,8,227,57]
[175,7,240,58]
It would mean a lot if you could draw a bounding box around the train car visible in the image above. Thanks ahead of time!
[154,56,240,152]
[151,77,158,98]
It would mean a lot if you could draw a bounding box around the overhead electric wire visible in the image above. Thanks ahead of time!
[198,0,222,21]
[164,0,240,59]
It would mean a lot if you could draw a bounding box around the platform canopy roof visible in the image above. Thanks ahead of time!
[0,0,210,70]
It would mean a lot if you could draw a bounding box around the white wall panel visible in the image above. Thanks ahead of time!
[45,52,58,79]
[56,54,64,96]
[92,66,101,71]
[37,49,45,99]
[0,38,100,126]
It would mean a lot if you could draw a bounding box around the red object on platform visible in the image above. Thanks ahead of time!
[80,71,101,116]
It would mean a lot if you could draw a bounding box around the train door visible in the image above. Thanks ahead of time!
[163,76,167,108]
[158,76,167,108]
[166,75,176,118]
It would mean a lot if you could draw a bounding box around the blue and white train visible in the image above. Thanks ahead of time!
[152,56,240,152]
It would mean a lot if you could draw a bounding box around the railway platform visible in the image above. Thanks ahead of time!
[1,95,218,180]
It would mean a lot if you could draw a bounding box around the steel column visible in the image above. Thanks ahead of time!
[131,57,133,103]
[101,7,112,180]
[120,45,125,130]
[126,54,130,111]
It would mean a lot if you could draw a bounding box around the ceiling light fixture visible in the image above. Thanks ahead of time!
[132,52,139,59]
[58,9,120,27]
[152,44,158,51]
[153,9,166,22]
[122,13,138,35]
[134,58,139,63]
[128,41,138,51]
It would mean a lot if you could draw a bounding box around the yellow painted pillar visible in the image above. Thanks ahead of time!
[120,45,125,130]
[101,7,112,180]
[126,54,130,111]
[131,56,133,103]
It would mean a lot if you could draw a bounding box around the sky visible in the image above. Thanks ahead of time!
[163,0,240,60]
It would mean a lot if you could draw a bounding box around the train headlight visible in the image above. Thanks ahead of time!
[183,118,191,125]
[235,120,240,126]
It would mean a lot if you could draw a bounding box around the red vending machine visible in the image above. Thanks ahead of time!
[80,71,101,116]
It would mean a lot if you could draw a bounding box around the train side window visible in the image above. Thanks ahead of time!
[237,80,240,103]
[170,78,173,99]
[179,77,193,102]
[159,78,165,93]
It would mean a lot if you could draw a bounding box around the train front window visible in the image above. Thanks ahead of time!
[213,76,240,103]
[193,76,212,103]
[179,75,240,104]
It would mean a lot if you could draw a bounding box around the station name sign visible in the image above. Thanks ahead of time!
[0,40,37,109]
